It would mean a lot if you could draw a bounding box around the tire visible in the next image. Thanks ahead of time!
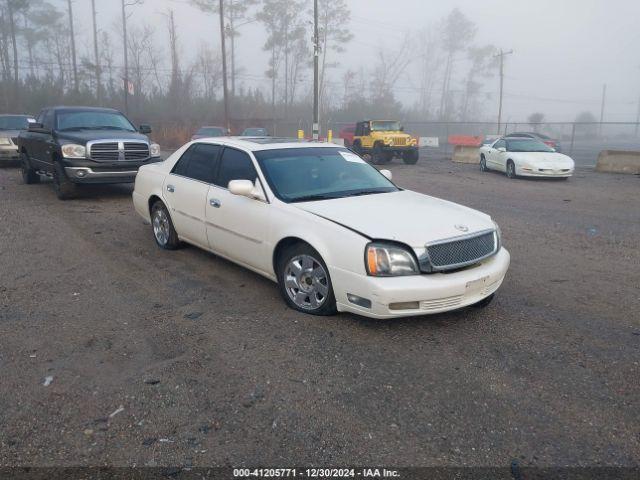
[371,143,390,165]
[20,152,40,184]
[276,243,337,316]
[402,149,419,165]
[150,201,180,250]
[53,161,78,200]
[480,154,488,172]
[351,140,362,155]
[506,160,516,179]
[473,293,495,308]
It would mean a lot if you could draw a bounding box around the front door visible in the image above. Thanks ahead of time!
[205,147,272,275]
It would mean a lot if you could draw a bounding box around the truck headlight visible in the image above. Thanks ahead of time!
[366,242,420,277]
[61,144,86,158]
[149,143,161,157]
[0,137,11,145]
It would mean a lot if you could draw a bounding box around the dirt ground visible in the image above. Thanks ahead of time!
[0,157,638,469]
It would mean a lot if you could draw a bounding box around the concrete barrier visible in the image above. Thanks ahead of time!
[596,150,640,174]
[452,145,480,164]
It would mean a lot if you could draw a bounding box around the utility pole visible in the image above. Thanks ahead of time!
[67,0,79,93]
[635,93,640,137]
[219,0,230,134]
[91,0,101,104]
[312,0,319,140]
[495,49,513,134]
[599,83,607,137]
[121,0,129,114]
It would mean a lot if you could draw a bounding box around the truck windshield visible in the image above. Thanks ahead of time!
[57,111,136,132]
[371,121,401,131]
[255,147,398,203]
[0,115,31,130]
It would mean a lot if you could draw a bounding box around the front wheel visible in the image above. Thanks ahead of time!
[277,243,337,316]
[506,160,516,179]
[402,149,419,165]
[21,152,40,184]
[480,155,488,172]
[371,143,391,165]
[53,161,78,200]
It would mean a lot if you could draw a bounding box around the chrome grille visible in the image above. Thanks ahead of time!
[423,231,497,272]
[89,141,149,161]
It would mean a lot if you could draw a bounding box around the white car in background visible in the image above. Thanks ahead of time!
[479,137,574,179]
[133,138,510,319]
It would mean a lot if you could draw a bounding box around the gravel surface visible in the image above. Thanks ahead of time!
[0,159,638,468]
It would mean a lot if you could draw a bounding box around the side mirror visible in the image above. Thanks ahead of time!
[380,169,392,180]
[228,179,265,201]
[400,126,404,132]
[28,122,45,132]
[497,147,506,152]
[139,124,152,134]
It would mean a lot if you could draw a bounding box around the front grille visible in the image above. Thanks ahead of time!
[425,231,497,271]
[394,137,406,146]
[421,295,463,311]
[89,141,149,161]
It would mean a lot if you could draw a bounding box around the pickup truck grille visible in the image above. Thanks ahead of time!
[421,230,497,272]
[89,141,149,161]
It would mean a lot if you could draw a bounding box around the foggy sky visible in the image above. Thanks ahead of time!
[70,0,640,122]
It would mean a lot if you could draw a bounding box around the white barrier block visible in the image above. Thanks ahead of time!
[420,137,439,147]
[331,138,345,146]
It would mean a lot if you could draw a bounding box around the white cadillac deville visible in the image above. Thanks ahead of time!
[133,138,510,319]
[479,137,575,179]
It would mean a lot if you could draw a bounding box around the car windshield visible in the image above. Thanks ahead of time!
[507,139,555,152]
[371,121,401,131]
[242,128,267,136]
[197,127,224,136]
[57,111,136,131]
[0,115,31,130]
[254,147,398,203]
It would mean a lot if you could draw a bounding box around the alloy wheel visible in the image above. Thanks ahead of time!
[152,208,171,246]
[283,254,329,310]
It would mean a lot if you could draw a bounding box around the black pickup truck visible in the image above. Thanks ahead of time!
[18,106,162,199]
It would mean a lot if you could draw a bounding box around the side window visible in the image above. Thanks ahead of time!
[215,148,258,189]
[494,139,506,150]
[355,123,362,136]
[184,143,221,183]
[171,144,197,177]
[36,110,46,124]
[44,110,55,129]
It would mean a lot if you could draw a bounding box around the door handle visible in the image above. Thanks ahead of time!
[166,184,175,193]
[209,198,221,208]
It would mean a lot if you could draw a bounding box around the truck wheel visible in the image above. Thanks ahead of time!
[371,143,390,165]
[53,161,78,200]
[402,149,419,165]
[351,141,362,154]
[20,152,40,184]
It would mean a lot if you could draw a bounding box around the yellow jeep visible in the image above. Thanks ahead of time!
[352,120,419,165]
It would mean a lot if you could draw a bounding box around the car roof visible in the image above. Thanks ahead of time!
[48,106,121,113]
[0,114,33,117]
[193,137,346,151]
[198,126,225,129]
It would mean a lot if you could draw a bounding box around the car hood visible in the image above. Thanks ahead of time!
[295,190,494,247]
[0,129,22,138]
[511,152,574,167]
[56,129,150,144]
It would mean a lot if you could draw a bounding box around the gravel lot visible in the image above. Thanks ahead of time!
[0,158,638,469]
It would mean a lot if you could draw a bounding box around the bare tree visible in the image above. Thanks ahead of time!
[66,0,78,92]
[460,45,498,121]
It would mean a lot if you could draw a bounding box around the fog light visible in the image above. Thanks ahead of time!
[347,293,371,309]
[76,169,88,177]
[389,301,420,311]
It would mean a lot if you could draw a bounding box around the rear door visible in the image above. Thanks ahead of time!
[163,143,221,249]
[205,147,271,274]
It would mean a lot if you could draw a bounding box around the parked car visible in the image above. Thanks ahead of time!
[191,126,226,140]
[352,120,419,165]
[133,138,509,319]
[505,131,562,152]
[241,127,269,136]
[479,137,574,179]
[18,106,161,199]
[338,124,355,147]
[0,114,35,162]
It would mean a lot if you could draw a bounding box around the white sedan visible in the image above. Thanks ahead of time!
[479,137,574,179]
[133,138,510,319]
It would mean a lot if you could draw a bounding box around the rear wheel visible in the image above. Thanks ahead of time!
[371,143,391,165]
[151,201,180,250]
[20,152,40,184]
[53,161,78,200]
[506,160,516,179]
[277,243,337,316]
[402,149,419,165]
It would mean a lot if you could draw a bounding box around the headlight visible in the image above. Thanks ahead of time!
[366,242,420,277]
[0,137,11,145]
[149,143,161,157]
[61,144,86,158]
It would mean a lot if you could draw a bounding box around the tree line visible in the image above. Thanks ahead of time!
[1,1,518,131]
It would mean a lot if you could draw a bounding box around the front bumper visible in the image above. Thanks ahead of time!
[62,156,162,184]
[330,247,510,319]
[0,145,19,160]
[517,166,573,177]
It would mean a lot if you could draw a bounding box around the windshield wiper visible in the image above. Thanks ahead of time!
[289,193,340,203]
[340,189,390,197]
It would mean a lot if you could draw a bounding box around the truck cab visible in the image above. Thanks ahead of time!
[352,120,419,165]
[18,106,161,199]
